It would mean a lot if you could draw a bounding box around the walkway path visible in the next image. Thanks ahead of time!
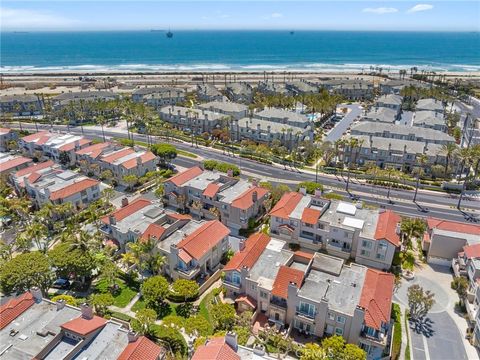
[109,292,141,318]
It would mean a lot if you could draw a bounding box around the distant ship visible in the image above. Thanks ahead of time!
[166,30,173,38]
[150,29,164,32]
[290,31,295,35]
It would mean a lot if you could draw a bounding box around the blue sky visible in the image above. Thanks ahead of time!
[1,1,479,31]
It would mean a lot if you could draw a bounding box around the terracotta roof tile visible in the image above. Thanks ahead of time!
[21,131,49,142]
[121,151,157,170]
[0,156,32,172]
[167,166,203,186]
[178,249,193,264]
[235,295,257,309]
[271,266,304,299]
[374,210,401,247]
[61,315,107,336]
[427,217,480,236]
[463,244,480,259]
[224,232,270,271]
[13,160,55,177]
[177,220,230,260]
[58,138,91,152]
[359,269,395,330]
[203,183,221,198]
[75,142,112,156]
[49,178,99,201]
[0,127,11,135]
[101,199,152,224]
[231,186,269,210]
[294,250,314,260]
[192,337,240,360]
[141,223,166,243]
[36,135,52,146]
[167,213,191,221]
[301,208,321,225]
[101,148,135,164]
[0,292,35,330]
[117,336,165,360]
[269,192,303,219]
[28,172,42,184]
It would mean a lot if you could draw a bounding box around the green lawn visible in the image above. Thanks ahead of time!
[130,296,177,319]
[177,149,198,158]
[131,297,146,312]
[95,277,139,308]
[198,288,219,334]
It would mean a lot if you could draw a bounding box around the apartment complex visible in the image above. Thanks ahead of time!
[223,237,395,360]
[196,84,224,102]
[413,111,447,132]
[10,160,58,192]
[0,94,43,116]
[132,87,185,107]
[225,82,253,103]
[52,91,117,109]
[159,105,225,133]
[374,94,403,114]
[0,127,18,151]
[322,79,375,100]
[197,100,249,120]
[164,166,269,235]
[364,107,400,124]
[416,98,444,114]
[269,191,401,270]
[0,152,32,176]
[0,289,165,360]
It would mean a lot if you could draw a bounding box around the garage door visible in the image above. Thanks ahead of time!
[427,256,451,267]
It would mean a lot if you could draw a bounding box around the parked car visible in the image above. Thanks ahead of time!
[52,278,71,289]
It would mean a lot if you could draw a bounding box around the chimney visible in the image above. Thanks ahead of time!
[239,239,246,251]
[252,190,258,203]
[227,169,234,177]
[80,303,94,320]
[314,189,322,198]
[74,140,80,151]
[109,215,116,225]
[56,299,66,311]
[253,344,266,356]
[30,287,43,303]
[121,197,129,207]
[127,331,139,343]
[225,331,238,352]
[299,187,307,195]
[136,155,142,166]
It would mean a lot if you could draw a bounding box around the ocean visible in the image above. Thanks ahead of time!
[1,31,479,73]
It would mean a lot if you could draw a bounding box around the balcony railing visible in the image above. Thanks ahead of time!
[270,297,287,308]
[175,265,201,279]
[223,279,241,289]
[360,329,388,346]
[295,308,316,320]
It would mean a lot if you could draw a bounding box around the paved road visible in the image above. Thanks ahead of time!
[324,104,363,142]
[6,122,480,223]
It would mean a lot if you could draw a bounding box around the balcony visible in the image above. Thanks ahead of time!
[360,329,388,346]
[175,265,201,279]
[223,279,241,289]
[270,297,287,309]
[452,258,467,277]
[295,308,316,321]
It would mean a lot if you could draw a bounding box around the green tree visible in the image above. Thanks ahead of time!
[297,181,323,195]
[407,284,435,320]
[171,279,199,301]
[123,174,138,191]
[51,294,78,306]
[400,218,426,251]
[0,251,54,295]
[301,343,326,360]
[185,315,211,337]
[90,293,114,316]
[141,275,169,309]
[210,302,236,331]
[100,169,114,181]
[451,277,468,299]
[98,261,119,291]
[151,143,177,164]
[132,308,157,337]
[322,335,366,360]
[162,315,186,329]
[48,242,97,283]
[153,325,188,356]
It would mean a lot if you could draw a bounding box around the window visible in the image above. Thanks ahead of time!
[318,224,324,230]
[260,291,268,299]
[290,220,298,227]
[251,284,256,290]
[362,240,372,249]
[361,250,371,257]
[376,253,386,260]
[336,316,346,324]
[304,223,313,228]
[328,313,335,321]
[298,302,316,318]
[232,272,241,285]
[335,327,344,336]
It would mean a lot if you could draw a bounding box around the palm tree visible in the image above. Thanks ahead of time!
[413,154,428,203]
[345,138,363,193]
[400,218,426,251]
[440,142,458,178]
[457,148,474,210]
[24,222,48,252]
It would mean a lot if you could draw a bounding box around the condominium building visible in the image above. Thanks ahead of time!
[255,108,311,128]
[257,81,288,95]
[269,191,401,270]
[322,79,375,100]
[413,110,447,132]
[225,82,253,103]
[52,91,117,109]
[0,289,165,360]
[223,238,395,360]
[164,166,269,235]
[0,152,32,176]
[462,116,480,147]
[10,160,58,192]
[416,98,444,114]
[23,168,100,209]
[363,107,399,124]
[197,100,249,120]
[159,105,225,133]
[132,87,185,106]
[285,80,319,95]
[0,127,18,151]
[374,94,403,114]
[379,79,427,95]
[196,84,224,102]
[0,94,43,116]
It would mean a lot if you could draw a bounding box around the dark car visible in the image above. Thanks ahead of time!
[52,278,71,289]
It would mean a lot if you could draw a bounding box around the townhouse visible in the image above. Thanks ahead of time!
[0,289,165,360]
[0,127,18,151]
[0,94,43,116]
[413,110,447,132]
[132,87,185,107]
[342,135,446,172]
[416,98,444,114]
[225,82,253,103]
[363,107,399,124]
[164,166,269,235]
[269,191,401,270]
[0,152,32,176]
[374,94,403,114]
[379,79,427,95]
[422,217,480,266]
[196,84,224,102]
[23,168,100,209]
[322,79,375,100]
[52,90,117,110]
[10,160,58,193]
[255,108,312,128]
[462,116,480,147]
[19,131,92,164]
[223,238,395,360]
[350,122,455,145]
[285,80,319,95]
[159,105,225,133]
[74,141,116,165]
[257,80,288,95]
[197,100,249,120]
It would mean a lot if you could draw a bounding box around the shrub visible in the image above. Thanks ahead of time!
[203,160,240,176]
[297,181,323,194]
[391,303,402,360]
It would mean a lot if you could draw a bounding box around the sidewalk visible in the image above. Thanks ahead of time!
[109,291,141,318]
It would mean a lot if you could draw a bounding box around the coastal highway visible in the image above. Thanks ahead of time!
[6,123,479,223]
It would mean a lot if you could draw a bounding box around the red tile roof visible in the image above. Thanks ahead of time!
[359,269,395,330]
[36,135,52,146]
[122,151,157,170]
[294,250,314,260]
[117,336,165,360]
[301,208,321,225]
[463,244,480,259]
[21,131,49,142]
[61,315,107,336]
[101,148,135,164]
[235,295,257,309]
[0,156,32,172]
[427,217,480,236]
[232,186,269,210]
[141,223,166,243]
[374,210,401,247]
[168,166,203,186]
[192,337,240,360]
[178,249,193,264]
[0,292,35,330]
[75,142,112,156]
[271,266,304,299]
[224,233,270,271]
[177,220,230,260]
[13,160,55,177]
[203,183,221,198]
[28,172,42,184]
[167,213,191,221]
[0,127,11,135]
[101,199,152,224]
[49,178,99,201]
[58,138,91,152]
[269,192,303,219]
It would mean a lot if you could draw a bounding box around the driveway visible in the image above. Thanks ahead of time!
[394,265,477,360]
[324,104,362,142]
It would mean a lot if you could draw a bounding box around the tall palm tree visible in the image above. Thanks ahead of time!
[457,148,474,210]
[345,138,363,193]
[24,222,48,253]
[413,154,428,203]
[440,142,458,178]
